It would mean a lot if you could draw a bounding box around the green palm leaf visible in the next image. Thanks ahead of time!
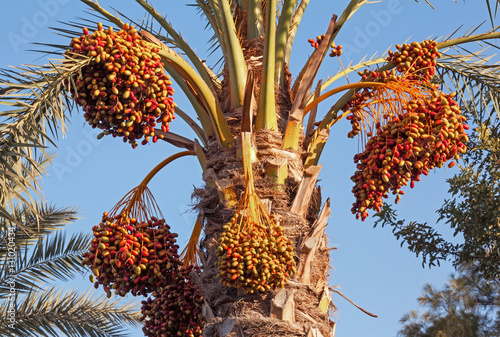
[417,0,499,27]
[0,287,141,337]
[0,230,90,295]
[436,49,500,122]
[0,203,78,253]
[0,57,90,225]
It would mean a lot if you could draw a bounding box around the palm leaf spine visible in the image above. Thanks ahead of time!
[158,49,234,147]
[161,60,216,140]
[247,0,264,38]
[174,107,208,147]
[256,0,278,131]
[218,0,248,108]
[275,0,297,87]
[79,0,124,27]
[194,140,207,172]
[196,0,225,49]
[437,31,500,49]
[283,0,310,70]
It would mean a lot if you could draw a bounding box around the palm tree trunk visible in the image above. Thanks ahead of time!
[195,38,336,337]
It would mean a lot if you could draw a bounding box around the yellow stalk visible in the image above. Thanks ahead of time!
[241,132,255,195]
[304,78,433,167]
[305,58,387,106]
[124,151,195,216]
[303,82,385,115]
[180,213,204,267]
[141,151,195,187]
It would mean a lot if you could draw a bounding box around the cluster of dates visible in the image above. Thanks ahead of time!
[82,213,205,335]
[343,69,403,138]
[350,92,469,220]
[341,39,470,220]
[329,42,343,57]
[308,34,326,49]
[82,213,181,297]
[65,22,176,148]
[140,265,204,337]
[387,40,441,80]
[215,215,296,294]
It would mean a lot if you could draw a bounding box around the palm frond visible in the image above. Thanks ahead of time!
[0,57,90,225]
[416,1,499,27]
[0,202,79,253]
[189,0,225,67]
[0,287,141,337]
[485,0,500,27]
[0,231,90,295]
[436,49,500,122]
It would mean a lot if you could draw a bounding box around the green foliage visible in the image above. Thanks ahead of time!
[0,287,141,337]
[0,204,84,295]
[398,264,500,337]
[373,206,459,269]
[438,121,500,279]
[0,60,87,227]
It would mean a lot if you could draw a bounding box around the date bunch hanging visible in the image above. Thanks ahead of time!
[64,22,175,148]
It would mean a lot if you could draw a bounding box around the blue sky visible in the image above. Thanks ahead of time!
[0,1,496,336]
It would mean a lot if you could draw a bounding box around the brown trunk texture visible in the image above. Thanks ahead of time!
[193,36,337,337]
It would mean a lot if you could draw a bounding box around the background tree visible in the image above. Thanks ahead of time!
[398,263,500,337]
[1,1,500,336]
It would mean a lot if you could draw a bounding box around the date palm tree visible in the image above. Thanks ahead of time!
[1,0,500,336]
